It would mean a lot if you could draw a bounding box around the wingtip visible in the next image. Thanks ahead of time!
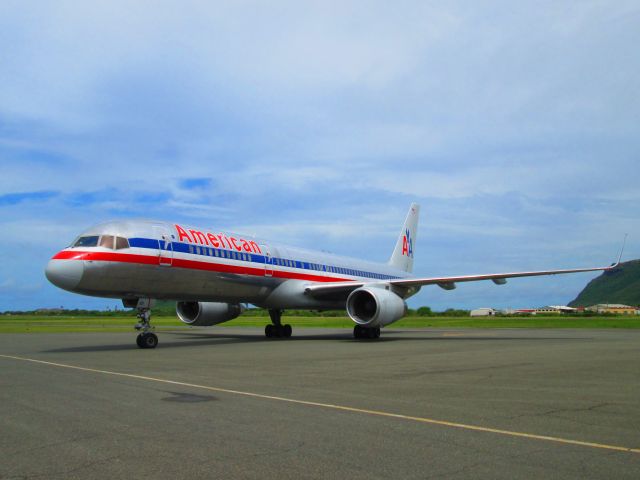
[615,233,628,266]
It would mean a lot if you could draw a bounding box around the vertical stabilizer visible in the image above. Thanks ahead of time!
[389,203,420,273]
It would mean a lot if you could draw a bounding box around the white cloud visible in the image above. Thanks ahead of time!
[1,0,639,309]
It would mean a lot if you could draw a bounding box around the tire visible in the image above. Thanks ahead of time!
[265,324,274,338]
[142,332,158,349]
[283,324,292,338]
[136,334,145,349]
[353,325,362,339]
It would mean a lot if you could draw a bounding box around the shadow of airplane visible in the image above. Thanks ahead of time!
[43,329,586,353]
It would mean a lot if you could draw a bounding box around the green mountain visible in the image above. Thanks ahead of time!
[569,259,640,307]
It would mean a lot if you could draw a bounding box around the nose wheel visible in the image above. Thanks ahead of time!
[132,299,158,349]
[136,332,158,349]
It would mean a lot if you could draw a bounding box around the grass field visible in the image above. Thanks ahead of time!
[1,314,639,333]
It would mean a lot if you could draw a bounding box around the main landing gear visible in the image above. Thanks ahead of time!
[265,309,292,338]
[132,299,158,349]
[353,324,380,339]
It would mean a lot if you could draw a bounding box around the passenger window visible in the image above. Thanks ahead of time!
[115,237,129,250]
[99,235,115,249]
[73,236,100,247]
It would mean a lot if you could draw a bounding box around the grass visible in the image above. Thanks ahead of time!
[1,314,640,333]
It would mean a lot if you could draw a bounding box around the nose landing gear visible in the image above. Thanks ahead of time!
[128,298,158,349]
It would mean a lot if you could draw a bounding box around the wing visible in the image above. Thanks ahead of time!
[304,262,618,298]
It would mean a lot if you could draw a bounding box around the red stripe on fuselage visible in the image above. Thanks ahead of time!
[51,250,352,283]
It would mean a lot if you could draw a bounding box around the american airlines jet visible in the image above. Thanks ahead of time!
[45,204,619,349]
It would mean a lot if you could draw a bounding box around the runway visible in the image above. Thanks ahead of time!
[1,328,639,479]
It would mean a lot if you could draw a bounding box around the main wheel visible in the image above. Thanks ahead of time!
[283,324,292,338]
[141,332,158,349]
[136,333,144,348]
[353,325,362,339]
[265,324,274,338]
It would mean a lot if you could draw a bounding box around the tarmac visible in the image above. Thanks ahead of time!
[1,327,639,479]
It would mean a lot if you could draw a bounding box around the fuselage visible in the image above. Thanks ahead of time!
[45,220,414,309]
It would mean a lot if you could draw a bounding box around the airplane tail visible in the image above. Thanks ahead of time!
[389,203,420,273]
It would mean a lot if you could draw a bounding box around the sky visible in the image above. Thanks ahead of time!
[1,0,639,312]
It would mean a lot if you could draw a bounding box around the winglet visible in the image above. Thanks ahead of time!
[613,234,628,267]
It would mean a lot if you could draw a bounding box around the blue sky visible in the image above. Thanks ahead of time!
[1,1,639,311]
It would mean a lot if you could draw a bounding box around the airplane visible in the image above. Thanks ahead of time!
[45,203,622,349]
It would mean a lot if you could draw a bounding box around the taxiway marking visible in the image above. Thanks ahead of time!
[2,353,638,455]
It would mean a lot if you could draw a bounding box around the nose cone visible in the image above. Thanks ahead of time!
[45,259,84,291]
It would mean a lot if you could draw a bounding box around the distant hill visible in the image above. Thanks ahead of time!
[569,259,640,307]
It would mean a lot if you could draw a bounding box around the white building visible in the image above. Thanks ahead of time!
[470,308,496,317]
[535,306,577,314]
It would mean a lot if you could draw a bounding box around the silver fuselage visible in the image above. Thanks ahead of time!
[46,220,415,309]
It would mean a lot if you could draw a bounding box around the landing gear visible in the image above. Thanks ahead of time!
[353,325,380,339]
[132,299,158,349]
[136,332,158,349]
[265,309,292,338]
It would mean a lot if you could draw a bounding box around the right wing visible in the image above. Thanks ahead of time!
[305,262,619,298]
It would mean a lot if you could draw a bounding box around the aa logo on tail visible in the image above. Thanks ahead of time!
[402,229,413,258]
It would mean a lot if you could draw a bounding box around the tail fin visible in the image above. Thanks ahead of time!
[389,203,420,273]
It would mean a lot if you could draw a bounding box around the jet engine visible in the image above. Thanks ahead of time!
[176,302,244,326]
[346,287,407,328]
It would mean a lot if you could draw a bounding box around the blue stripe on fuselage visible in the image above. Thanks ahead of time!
[126,237,400,281]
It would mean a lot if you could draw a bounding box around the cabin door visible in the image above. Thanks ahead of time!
[154,225,174,267]
[261,244,273,277]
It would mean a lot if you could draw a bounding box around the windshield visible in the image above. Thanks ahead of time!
[72,236,99,248]
[70,234,129,249]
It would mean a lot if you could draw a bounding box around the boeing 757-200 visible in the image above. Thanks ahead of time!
[45,204,620,348]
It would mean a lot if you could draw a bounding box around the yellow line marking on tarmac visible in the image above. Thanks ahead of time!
[2,353,639,454]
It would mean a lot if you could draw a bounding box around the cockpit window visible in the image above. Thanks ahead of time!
[115,237,129,249]
[99,235,115,249]
[73,236,99,247]
[71,235,129,249]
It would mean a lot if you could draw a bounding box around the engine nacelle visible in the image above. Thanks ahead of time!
[176,302,244,326]
[346,287,407,328]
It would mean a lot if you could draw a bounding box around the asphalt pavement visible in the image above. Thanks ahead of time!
[1,327,639,479]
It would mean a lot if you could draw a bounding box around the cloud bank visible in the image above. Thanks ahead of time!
[1,1,639,310]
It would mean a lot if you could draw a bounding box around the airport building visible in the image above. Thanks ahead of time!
[535,306,577,314]
[470,308,496,317]
[586,304,639,315]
